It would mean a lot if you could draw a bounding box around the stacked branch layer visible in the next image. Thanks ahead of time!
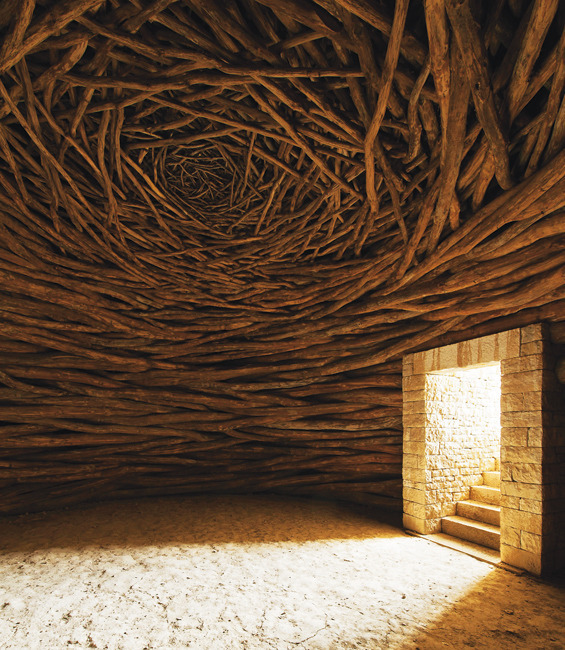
[0,0,564,514]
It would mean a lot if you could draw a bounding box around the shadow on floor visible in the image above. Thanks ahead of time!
[0,493,405,552]
[409,567,565,649]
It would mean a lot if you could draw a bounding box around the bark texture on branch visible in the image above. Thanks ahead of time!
[0,0,564,515]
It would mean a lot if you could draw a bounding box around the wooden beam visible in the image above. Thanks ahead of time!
[446,0,512,190]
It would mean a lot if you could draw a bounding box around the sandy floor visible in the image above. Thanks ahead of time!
[0,495,563,649]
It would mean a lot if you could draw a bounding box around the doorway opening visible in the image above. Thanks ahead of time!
[425,363,501,518]
[402,324,564,576]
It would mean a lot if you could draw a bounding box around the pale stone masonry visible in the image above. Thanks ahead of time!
[403,325,565,576]
[426,366,500,508]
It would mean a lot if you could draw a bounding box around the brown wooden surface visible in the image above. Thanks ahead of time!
[0,0,564,515]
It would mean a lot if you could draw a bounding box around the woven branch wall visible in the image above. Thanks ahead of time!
[0,0,564,515]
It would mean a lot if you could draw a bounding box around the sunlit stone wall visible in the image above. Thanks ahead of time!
[499,325,565,575]
[424,365,501,518]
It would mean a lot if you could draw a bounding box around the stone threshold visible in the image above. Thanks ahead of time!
[406,531,523,571]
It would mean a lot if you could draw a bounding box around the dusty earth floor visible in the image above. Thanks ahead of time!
[0,495,563,650]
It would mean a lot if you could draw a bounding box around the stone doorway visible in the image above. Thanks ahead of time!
[402,324,564,576]
[425,362,502,525]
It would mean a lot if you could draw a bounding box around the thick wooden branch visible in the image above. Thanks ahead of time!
[446,0,512,190]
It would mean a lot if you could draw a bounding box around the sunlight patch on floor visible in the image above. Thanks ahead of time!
[1,495,562,649]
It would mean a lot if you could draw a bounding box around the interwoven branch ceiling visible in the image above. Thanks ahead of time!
[0,0,564,513]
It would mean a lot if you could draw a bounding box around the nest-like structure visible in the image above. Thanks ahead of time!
[0,0,564,514]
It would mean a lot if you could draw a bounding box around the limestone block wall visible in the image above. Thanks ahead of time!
[499,325,565,574]
[403,325,565,576]
[425,366,500,517]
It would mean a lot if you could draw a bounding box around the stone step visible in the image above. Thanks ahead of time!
[457,499,500,526]
[441,515,500,550]
[483,471,501,488]
[470,484,500,506]
[424,533,501,564]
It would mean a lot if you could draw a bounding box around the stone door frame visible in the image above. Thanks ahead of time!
[402,324,563,576]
